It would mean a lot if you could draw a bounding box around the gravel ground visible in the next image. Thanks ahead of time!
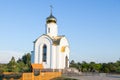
[68,75,120,80]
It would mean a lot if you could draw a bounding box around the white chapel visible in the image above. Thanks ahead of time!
[31,11,70,70]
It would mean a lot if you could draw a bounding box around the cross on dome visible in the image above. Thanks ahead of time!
[50,5,53,15]
[46,5,57,24]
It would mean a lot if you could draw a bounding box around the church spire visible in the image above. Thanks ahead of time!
[46,6,58,37]
[46,5,57,24]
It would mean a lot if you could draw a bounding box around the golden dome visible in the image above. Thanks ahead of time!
[46,14,57,24]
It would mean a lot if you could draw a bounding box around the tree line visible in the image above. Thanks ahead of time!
[0,53,120,74]
[0,53,31,73]
[70,60,120,73]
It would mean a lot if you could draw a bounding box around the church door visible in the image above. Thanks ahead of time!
[65,56,68,68]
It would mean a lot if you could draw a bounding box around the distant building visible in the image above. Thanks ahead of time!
[31,11,70,70]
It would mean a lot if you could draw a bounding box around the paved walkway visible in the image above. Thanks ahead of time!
[68,75,120,80]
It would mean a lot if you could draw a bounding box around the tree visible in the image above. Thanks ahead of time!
[89,62,96,72]
[7,56,18,72]
[70,60,81,71]
[70,60,75,65]
[81,61,88,72]
[108,62,116,72]
[17,53,31,72]
[100,63,109,73]
[94,63,102,72]
[115,61,120,73]
[70,60,76,67]
[77,62,81,71]
[22,53,31,66]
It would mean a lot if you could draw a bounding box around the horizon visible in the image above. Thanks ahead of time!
[0,0,120,63]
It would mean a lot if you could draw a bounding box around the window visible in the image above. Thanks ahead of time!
[48,28,50,33]
[42,45,47,62]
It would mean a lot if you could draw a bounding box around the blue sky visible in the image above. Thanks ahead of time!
[0,0,120,63]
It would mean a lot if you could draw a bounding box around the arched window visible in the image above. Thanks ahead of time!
[43,45,47,62]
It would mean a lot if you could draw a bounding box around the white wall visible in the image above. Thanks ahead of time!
[58,37,70,68]
[34,35,52,68]
[33,35,70,69]
[46,23,58,37]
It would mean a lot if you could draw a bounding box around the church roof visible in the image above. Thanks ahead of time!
[33,34,53,43]
[34,34,64,46]
[47,14,56,20]
[52,36,64,45]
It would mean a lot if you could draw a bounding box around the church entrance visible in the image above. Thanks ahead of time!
[65,56,68,68]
